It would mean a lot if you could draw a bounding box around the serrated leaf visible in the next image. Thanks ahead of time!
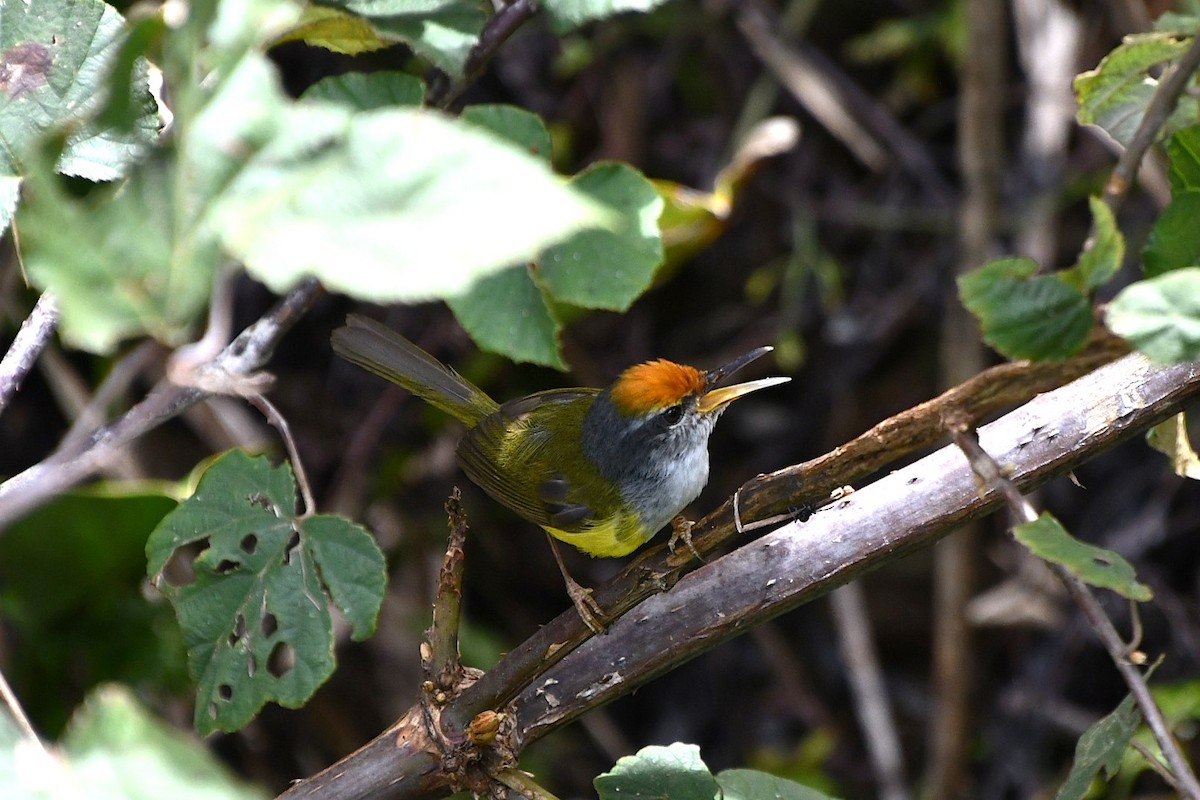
[1056,694,1141,800]
[1143,192,1200,277]
[1147,413,1200,480]
[0,0,158,181]
[1074,33,1197,147]
[1013,512,1152,601]
[461,104,554,164]
[214,104,612,302]
[1071,195,1124,290]
[302,70,425,109]
[717,769,841,800]
[958,257,1093,361]
[1166,126,1200,192]
[447,265,565,368]
[146,451,385,734]
[1106,267,1200,362]
[540,162,664,310]
[595,743,719,800]
[544,0,674,33]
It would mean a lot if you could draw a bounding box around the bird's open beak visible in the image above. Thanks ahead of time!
[697,347,790,414]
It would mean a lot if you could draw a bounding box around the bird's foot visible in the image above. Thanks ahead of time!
[668,515,705,563]
[565,576,607,635]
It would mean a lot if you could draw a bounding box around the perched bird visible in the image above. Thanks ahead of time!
[332,315,789,631]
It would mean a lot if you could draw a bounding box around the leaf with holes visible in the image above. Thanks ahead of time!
[145,450,385,734]
[1013,512,1151,602]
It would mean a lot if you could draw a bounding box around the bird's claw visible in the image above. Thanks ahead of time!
[565,577,607,634]
[668,515,705,563]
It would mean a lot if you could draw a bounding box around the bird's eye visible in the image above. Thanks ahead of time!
[660,404,684,427]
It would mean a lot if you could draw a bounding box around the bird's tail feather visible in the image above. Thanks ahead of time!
[332,314,498,426]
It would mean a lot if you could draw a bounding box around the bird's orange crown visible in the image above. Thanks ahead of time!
[610,359,706,414]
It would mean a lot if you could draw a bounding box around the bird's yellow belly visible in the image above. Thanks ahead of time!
[543,509,652,558]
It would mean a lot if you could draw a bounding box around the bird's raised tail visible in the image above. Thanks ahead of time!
[332,314,499,427]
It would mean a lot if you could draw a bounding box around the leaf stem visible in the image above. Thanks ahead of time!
[947,420,1200,800]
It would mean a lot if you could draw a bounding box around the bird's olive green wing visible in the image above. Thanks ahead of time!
[456,389,623,533]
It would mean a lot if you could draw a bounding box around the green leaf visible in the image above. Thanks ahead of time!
[18,154,222,353]
[540,162,664,310]
[1056,694,1141,800]
[1143,192,1200,277]
[595,743,720,800]
[1074,32,1197,147]
[717,769,841,800]
[461,104,554,164]
[17,49,293,354]
[0,484,187,735]
[544,0,674,33]
[327,0,487,77]
[1147,413,1200,480]
[301,70,425,109]
[1166,126,1200,192]
[272,6,394,56]
[1106,267,1200,362]
[0,0,158,181]
[446,265,566,368]
[1013,512,1152,602]
[214,103,612,303]
[0,685,266,800]
[146,451,386,734]
[1071,196,1124,290]
[958,257,1093,361]
[1154,13,1200,35]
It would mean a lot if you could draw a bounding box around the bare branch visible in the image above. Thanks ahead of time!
[0,291,58,416]
[426,489,469,693]
[509,354,1200,747]
[0,279,321,531]
[280,353,1200,800]
[1104,33,1200,209]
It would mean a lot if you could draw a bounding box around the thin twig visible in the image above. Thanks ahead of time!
[0,664,46,756]
[947,420,1200,800]
[59,340,162,453]
[246,393,316,516]
[0,291,58,417]
[1130,738,1184,793]
[0,279,321,531]
[426,488,468,693]
[429,0,540,109]
[1104,33,1200,209]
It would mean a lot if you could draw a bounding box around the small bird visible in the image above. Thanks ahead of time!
[332,315,789,631]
